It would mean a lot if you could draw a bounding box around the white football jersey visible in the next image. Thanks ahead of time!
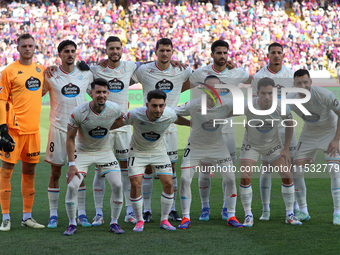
[252,65,294,97]
[91,61,137,114]
[244,97,292,150]
[68,101,121,152]
[132,62,192,108]
[44,66,93,131]
[288,86,340,130]
[122,106,177,154]
[189,64,249,134]
[175,97,233,148]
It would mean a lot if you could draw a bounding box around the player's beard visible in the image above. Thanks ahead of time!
[66,58,75,65]
[109,55,121,63]
[215,58,226,67]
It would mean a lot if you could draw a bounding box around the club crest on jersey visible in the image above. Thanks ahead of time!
[36,66,41,73]
[142,131,161,141]
[77,75,83,80]
[61,83,80,97]
[25,76,41,91]
[155,79,174,93]
[201,120,219,131]
[108,78,124,93]
[88,126,108,138]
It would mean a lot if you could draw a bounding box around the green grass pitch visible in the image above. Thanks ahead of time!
[1,105,340,254]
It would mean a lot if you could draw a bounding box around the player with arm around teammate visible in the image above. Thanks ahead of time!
[110,89,190,232]
[63,78,124,236]
[290,69,340,225]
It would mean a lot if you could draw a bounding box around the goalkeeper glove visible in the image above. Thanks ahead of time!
[0,124,15,152]
[77,60,90,71]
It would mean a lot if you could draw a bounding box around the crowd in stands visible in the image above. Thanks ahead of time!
[0,0,339,75]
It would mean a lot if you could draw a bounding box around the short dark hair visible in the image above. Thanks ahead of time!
[258,77,275,91]
[156,38,173,50]
[294,69,310,78]
[268,42,283,52]
[17,34,34,45]
[204,75,221,83]
[211,40,229,53]
[57,40,77,53]
[147,89,167,102]
[105,36,122,47]
[91,78,109,90]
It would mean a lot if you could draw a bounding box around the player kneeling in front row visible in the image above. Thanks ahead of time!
[63,78,124,236]
[111,89,190,232]
[238,77,301,227]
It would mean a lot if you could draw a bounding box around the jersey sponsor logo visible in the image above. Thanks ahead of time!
[25,76,41,91]
[142,131,161,141]
[27,151,40,157]
[154,163,172,169]
[155,79,174,93]
[265,144,282,157]
[97,161,119,167]
[88,126,108,138]
[201,120,220,131]
[116,149,128,154]
[108,78,124,93]
[302,112,320,122]
[35,66,41,73]
[216,157,232,164]
[167,151,178,156]
[61,83,80,97]
[334,99,339,108]
[255,121,274,133]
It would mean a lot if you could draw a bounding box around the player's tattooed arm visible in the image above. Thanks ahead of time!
[110,114,126,130]
[175,115,191,127]
[327,108,340,158]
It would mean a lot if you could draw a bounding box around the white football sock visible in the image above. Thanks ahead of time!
[161,192,174,222]
[171,171,177,211]
[48,187,60,217]
[328,163,340,214]
[77,186,86,216]
[121,169,131,212]
[93,168,105,210]
[66,174,83,225]
[293,165,307,208]
[239,184,252,216]
[106,171,123,221]
[199,172,211,209]
[180,167,195,216]
[130,196,143,222]
[260,170,272,211]
[281,183,294,216]
[142,174,153,213]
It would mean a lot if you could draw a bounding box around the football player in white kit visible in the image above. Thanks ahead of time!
[251,43,297,221]
[176,75,243,229]
[63,78,123,236]
[110,89,190,232]
[90,36,138,226]
[132,38,192,222]
[290,69,340,225]
[189,40,252,221]
[43,40,93,228]
[238,77,301,227]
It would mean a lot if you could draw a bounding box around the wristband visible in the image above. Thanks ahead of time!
[69,162,76,166]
